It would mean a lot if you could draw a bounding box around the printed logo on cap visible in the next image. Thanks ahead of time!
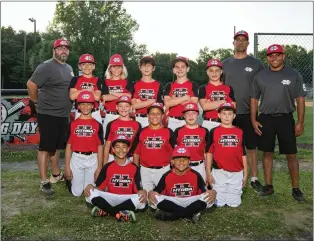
[185,104,195,109]
[177,147,187,154]
[223,103,232,107]
[211,60,219,65]
[85,55,92,61]
[60,40,68,45]
[152,102,162,107]
[117,135,127,140]
[120,96,129,101]
[237,30,246,35]
[82,94,91,99]
[270,45,278,51]
[113,57,121,63]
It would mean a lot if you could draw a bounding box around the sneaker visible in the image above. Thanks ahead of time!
[191,212,201,224]
[116,210,136,222]
[154,209,174,221]
[292,188,306,202]
[49,172,64,184]
[259,185,274,196]
[40,180,54,195]
[251,180,263,192]
[91,206,109,217]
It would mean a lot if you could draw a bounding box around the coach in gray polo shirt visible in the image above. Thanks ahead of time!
[27,39,74,195]
[222,30,265,192]
[250,44,306,202]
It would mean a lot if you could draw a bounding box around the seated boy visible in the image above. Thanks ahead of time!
[148,146,216,223]
[84,135,147,222]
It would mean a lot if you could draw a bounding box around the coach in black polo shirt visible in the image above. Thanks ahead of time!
[250,44,306,202]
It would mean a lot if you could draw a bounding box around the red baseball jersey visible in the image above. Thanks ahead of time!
[102,79,132,112]
[134,126,175,167]
[95,161,142,194]
[153,168,206,197]
[199,83,235,119]
[164,80,199,117]
[69,76,102,109]
[207,126,246,172]
[132,80,163,114]
[173,125,210,161]
[106,118,142,154]
[67,118,104,152]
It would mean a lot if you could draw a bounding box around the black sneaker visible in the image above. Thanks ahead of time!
[292,188,306,202]
[259,185,274,196]
[251,180,263,192]
[191,212,201,224]
[40,180,54,195]
[154,209,174,221]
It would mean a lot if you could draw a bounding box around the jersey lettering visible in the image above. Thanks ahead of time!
[138,89,155,100]
[171,183,194,197]
[219,134,239,147]
[172,88,188,97]
[144,136,165,148]
[116,127,135,138]
[74,125,95,137]
[182,135,201,147]
[110,174,132,187]
[80,82,94,89]
[109,86,123,93]
[210,91,226,101]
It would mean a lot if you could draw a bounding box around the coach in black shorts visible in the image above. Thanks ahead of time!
[27,39,74,195]
[222,30,265,192]
[250,44,306,202]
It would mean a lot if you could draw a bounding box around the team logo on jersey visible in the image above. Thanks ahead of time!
[74,125,96,137]
[219,134,239,147]
[171,183,194,197]
[110,174,132,187]
[244,67,253,72]
[116,127,135,138]
[138,89,155,100]
[109,86,123,93]
[210,91,226,101]
[172,88,188,97]
[144,136,165,148]
[281,80,291,85]
[182,135,201,147]
[80,82,94,89]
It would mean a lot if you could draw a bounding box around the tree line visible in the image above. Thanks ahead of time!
[1,1,313,89]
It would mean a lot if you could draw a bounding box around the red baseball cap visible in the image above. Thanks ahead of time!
[218,102,236,113]
[266,44,285,55]
[79,54,95,64]
[111,135,131,147]
[182,102,199,114]
[147,102,164,114]
[171,56,189,68]
[53,39,70,49]
[109,54,124,66]
[116,95,131,105]
[172,145,191,158]
[234,30,249,40]
[207,58,223,69]
[77,91,95,103]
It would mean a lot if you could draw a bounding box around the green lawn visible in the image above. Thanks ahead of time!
[1,170,312,240]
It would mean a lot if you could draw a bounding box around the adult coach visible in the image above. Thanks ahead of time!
[222,30,264,192]
[27,39,74,195]
[250,44,306,202]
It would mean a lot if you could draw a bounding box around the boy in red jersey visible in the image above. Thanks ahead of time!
[173,102,210,181]
[199,59,235,131]
[69,54,102,123]
[85,135,147,222]
[133,102,175,192]
[164,56,199,131]
[64,91,104,198]
[104,95,142,164]
[132,56,163,128]
[148,146,216,223]
[101,54,133,135]
[206,103,248,207]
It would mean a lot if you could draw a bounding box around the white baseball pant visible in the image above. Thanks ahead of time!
[168,117,185,131]
[190,161,206,182]
[102,113,119,140]
[212,168,243,207]
[140,165,171,192]
[150,193,214,209]
[202,120,220,131]
[75,109,102,124]
[135,116,149,128]
[70,152,98,197]
[86,189,146,210]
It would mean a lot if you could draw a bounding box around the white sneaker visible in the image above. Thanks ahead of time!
[49,172,64,184]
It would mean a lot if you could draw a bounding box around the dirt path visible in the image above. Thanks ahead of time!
[1,159,313,171]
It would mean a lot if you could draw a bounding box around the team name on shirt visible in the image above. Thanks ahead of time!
[74,125,96,137]
[173,88,188,97]
[171,183,194,197]
[218,134,240,147]
[144,136,165,148]
[115,127,135,138]
[210,91,226,101]
[80,82,95,89]
[110,174,133,187]
[138,89,155,100]
[182,135,201,147]
[109,86,123,93]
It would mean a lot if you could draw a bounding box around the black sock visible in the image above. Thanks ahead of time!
[52,173,60,177]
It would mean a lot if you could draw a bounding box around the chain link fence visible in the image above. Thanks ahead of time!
[254,33,313,99]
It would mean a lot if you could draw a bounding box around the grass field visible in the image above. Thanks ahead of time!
[1,169,312,240]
